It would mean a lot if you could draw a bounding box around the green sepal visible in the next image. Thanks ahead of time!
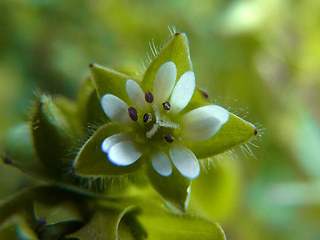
[67,204,143,240]
[185,113,257,159]
[182,85,257,158]
[77,76,107,128]
[141,33,192,92]
[89,63,132,103]
[0,123,49,179]
[0,215,39,240]
[73,123,141,177]
[32,94,79,173]
[146,161,191,212]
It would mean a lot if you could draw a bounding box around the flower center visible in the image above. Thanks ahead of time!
[128,91,180,142]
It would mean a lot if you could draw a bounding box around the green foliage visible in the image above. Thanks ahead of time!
[0,27,255,239]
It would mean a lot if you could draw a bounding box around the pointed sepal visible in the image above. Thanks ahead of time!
[73,123,141,177]
[146,160,191,212]
[142,33,193,92]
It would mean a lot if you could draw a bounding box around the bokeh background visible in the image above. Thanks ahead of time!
[1,0,320,239]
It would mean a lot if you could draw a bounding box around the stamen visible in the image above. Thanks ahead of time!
[146,123,160,138]
[143,113,152,123]
[164,135,174,143]
[128,107,138,121]
[159,121,179,129]
[145,91,154,103]
[162,101,171,111]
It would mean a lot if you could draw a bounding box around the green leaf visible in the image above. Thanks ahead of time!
[34,201,83,225]
[130,197,226,240]
[0,215,38,240]
[34,200,84,238]
[77,77,107,128]
[146,161,191,212]
[89,63,132,103]
[0,123,49,178]
[67,204,141,240]
[142,33,192,92]
[32,94,79,173]
[73,123,141,177]
[185,112,257,159]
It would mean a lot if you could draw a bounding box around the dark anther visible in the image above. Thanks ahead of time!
[89,63,94,68]
[175,32,181,36]
[162,101,171,111]
[143,113,152,123]
[145,91,154,103]
[254,127,258,136]
[3,156,12,165]
[164,135,174,143]
[128,107,138,121]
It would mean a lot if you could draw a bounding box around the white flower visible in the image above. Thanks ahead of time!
[100,61,229,179]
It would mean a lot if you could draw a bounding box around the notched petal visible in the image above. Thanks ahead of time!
[170,71,195,114]
[151,151,172,177]
[181,105,229,142]
[169,144,200,179]
[101,133,131,153]
[126,79,148,110]
[108,140,142,166]
[153,61,177,103]
[101,94,131,125]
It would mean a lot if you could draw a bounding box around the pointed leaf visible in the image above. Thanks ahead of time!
[34,201,84,238]
[32,94,79,173]
[147,160,191,212]
[34,201,83,225]
[142,33,192,92]
[185,113,257,158]
[89,63,132,103]
[73,123,141,177]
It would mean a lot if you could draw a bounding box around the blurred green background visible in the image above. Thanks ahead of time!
[1,0,320,239]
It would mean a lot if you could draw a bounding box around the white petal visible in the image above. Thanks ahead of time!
[181,105,229,142]
[101,94,131,125]
[126,79,148,110]
[151,151,172,177]
[101,133,131,153]
[169,144,200,179]
[170,71,195,114]
[108,140,142,166]
[153,61,177,103]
